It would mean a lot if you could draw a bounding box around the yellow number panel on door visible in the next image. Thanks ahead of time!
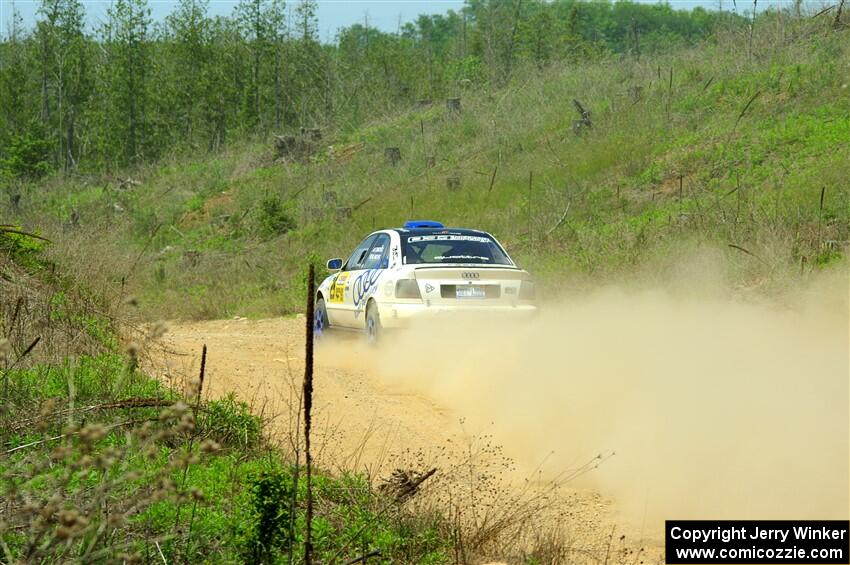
[329,272,349,303]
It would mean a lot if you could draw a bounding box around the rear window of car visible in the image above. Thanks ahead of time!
[402,233,512,265]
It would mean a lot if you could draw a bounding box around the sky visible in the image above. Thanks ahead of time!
[0,0,797,40]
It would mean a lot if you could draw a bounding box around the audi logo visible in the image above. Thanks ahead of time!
[461,272,480,279]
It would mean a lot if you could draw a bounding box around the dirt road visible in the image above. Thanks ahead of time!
[149,316,643,556]
[153,316,471,470]
[145,279,848,559]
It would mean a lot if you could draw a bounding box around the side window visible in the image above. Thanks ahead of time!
[344,235,376,271]
[362,234,390,270]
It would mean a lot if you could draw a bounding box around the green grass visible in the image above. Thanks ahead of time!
[1,351,454,563]
[9,14,850,321]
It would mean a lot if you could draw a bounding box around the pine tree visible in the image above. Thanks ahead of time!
[235,0,268,130]
[292,0,323,125]
[166,0,211,145]
[0,4,29,139]
[100,0,152,164]
[55,0,89,170]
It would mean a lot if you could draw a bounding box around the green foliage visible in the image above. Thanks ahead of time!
[0,229,49,270]
[257,194,295,236]
[5,352,161,406]
[0,128,52,180]
[200,394,262,449]
[242,466,295,563]
[2,350,453,563]
[0,0,740,171]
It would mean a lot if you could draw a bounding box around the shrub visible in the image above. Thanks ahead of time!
[200,394,262,449]
[0,127,52,180]
[257,195,295,237]
[242,467,295,563]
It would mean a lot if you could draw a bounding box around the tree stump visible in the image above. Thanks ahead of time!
[446,175,461,191]
[182,250,201,267]
[384,147,401,166]
[572,120,590,135]
[572,99,592,135]
[302,128,322,142]
[118,177,141,191]
[64,210,80,232]
[323,191,337,203]
[10,193,21,211]
[416,99,432,108]
[336,207,352,220]
[426,155,436,168]
[628,85,643,103]
[275,134,317,163]
[446,97,462,115]
[275,135,298,157]
[304,206,323,222]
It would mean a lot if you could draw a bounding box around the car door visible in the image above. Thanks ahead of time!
[346,234,391,327]
[326,234,376,327]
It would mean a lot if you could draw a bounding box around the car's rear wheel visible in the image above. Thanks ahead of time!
[314,297,329,338]
[366,301,381,345]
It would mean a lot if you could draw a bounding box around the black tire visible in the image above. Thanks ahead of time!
[365,301,381,345]
[314,297,330,338]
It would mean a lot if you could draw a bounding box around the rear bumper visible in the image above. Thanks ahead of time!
[378,301,537,329]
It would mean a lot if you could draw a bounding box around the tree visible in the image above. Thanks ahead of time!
[518,1,556,68]
[0,0,742,171]
[0,4,30,142]
[467,0,527,84]
[54,0,90,170]
[165,0,211,145]
[267,0,287,130]
[292,0,324,125]
[100,0,152,164]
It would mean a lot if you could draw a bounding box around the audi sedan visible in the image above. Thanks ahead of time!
[314,220,537,342]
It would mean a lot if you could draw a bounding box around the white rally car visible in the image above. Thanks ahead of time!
[314,221,536,342]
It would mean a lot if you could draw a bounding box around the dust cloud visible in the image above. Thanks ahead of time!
[344,264,849,527]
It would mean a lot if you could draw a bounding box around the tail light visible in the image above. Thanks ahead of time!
[395,279,422,299]
[519,280,536,300]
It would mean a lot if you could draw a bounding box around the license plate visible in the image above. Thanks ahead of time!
[456,285,486,299]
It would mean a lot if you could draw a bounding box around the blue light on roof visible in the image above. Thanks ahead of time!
[403,220,444,229]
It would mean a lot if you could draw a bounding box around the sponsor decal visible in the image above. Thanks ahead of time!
[366,245,385,266]
[408,234,491,243]
[425,283,435,293]
[352,269,382,318]
[329,272,349,303]
[438,255,490,262]
[461,272,480,279]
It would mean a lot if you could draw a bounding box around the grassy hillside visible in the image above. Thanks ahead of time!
[9,12,850,319]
